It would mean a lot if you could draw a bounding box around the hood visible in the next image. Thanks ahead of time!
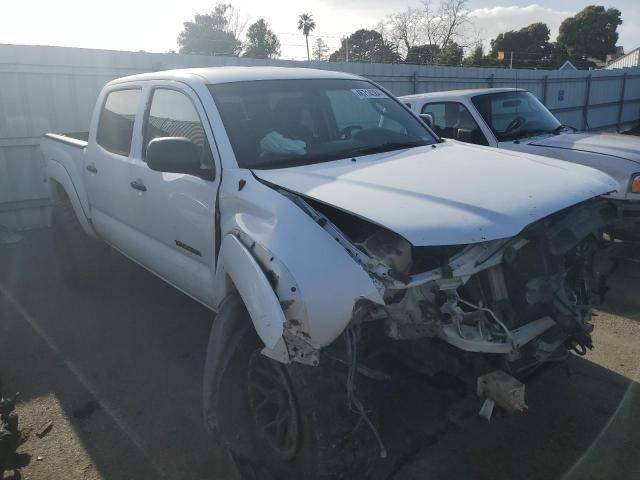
[254,142,618,246]
[529,132,640,165]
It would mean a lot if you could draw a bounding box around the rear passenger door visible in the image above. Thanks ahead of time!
[128,84,219,307]
[421,102,489,146]
[85,86,143,252]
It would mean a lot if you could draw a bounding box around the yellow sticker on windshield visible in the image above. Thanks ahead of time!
[351,88,387,99]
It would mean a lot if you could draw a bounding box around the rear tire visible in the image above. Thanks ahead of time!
[51,195,107,287]
[204,294,381,480]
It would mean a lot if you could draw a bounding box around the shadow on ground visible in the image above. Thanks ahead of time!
[0,230,639,479]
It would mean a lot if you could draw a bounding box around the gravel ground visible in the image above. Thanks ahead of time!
[0,230,638,480]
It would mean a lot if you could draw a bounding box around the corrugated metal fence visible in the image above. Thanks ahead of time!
[2,44,640,229]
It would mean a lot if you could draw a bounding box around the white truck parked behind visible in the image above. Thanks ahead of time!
[401,88,640,241]
[42,68,619,478]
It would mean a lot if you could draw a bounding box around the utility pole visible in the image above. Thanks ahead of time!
[510,51,513,69]
[346,37,349,63]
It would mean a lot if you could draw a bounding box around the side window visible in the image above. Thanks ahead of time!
[143,89,212,166]
[421,102,488,146]
[421,103,446,135]
[96,89,141,156]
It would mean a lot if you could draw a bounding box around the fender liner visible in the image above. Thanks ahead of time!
[48,160,97,238]
[215,234,289,361]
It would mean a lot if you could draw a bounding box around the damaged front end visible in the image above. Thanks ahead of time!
[283,189,617,413]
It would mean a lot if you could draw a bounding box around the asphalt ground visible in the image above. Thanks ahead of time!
[1,230,638,480]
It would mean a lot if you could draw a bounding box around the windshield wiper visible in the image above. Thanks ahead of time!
[349,141,428,157]
[505,123,577,141]
[507,128,565,141]
[251,141,428,170]
[552,124,576,134]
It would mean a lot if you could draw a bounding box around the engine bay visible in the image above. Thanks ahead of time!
[286,189,617,371]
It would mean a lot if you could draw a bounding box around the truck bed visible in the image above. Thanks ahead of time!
[44,132,89,149]
[42,132,91,226]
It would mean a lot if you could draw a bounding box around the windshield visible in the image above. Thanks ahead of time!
[471,91,561,142]
[208,79,436,169]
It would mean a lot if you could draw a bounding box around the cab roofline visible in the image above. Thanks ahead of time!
[401,87,525,100]
[108,66,363,87]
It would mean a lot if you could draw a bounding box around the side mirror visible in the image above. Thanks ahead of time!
[146,137,202,176]
[420,113,434,129]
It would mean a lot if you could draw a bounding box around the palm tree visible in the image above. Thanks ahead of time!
[297,13,316,61]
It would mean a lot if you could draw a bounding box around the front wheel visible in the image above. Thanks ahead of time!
[204,294,381,479]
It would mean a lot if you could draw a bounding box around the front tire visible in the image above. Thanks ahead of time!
[204,294,381,479]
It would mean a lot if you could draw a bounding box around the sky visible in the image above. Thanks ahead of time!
[0,1,638,60]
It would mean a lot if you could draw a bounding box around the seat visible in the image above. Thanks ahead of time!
[454,110,484,145]
[272,97,320,145]
[216,101,267,162]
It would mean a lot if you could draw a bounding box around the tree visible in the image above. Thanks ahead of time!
[177,3,247,56]
[384,0,470,59]
[312,38,330,61]
[556,6,622,61]
[463,42,483,66]
[436,0,470,48]
[437,40,463,65]
[490,22,553,68]
[406,44,440,64]
[461,43,501,67]
[385,7,425,57]
[242,19,281,58]
[297,13,316,61]
[329,29,401,63]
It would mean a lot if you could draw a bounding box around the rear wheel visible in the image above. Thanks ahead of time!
[51,193,107,286]
[205,294,381,480]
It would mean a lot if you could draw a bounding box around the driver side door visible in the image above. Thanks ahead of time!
[128,83,220,308]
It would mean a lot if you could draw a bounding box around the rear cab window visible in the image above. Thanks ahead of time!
[96,89,141,156]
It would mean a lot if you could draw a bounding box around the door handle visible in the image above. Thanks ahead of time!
[130,179,147,192]
[86,163,98,174]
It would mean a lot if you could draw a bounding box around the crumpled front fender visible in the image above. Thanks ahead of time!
[215,169,384,352]
[215,233,290,362]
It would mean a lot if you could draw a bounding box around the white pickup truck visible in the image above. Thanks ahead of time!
[401,88,640,240]
[42,67,619,478]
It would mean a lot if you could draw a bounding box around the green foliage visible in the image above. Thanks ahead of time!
[329,29,401,63]
[556,5,622,61]
[462,43,502,67]
[177,3,241,56]
[463,43,484,66]
[312,38,330,61]
[490,23,551,59]
[242,19,281,59]
[406,44,440,64]
[437,40,463,65]
[487,22,563,68]
[297,13,316,36]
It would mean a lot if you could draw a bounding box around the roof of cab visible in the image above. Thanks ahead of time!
[108,66,361,86]
[401,87,524,100]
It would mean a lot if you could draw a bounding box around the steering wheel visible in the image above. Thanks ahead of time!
[338,125,363,140]
[504,116,526,134]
